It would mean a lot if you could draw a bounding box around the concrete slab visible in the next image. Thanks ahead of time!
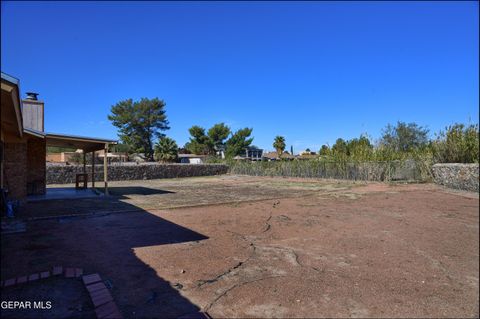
[28,187,100,202]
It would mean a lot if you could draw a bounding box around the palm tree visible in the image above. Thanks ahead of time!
[154,137,178,163]
[273,136,286,157]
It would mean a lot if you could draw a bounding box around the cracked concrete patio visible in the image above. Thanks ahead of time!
[2,176,479,318]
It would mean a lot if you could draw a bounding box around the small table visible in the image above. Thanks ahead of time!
[75,173,88,190]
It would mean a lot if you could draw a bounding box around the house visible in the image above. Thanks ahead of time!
[97,150,129,163]
[299,150,317,156]
[1,72,116,202]
[178,154,207,164]
[214,145,225,159]
[46,151,79,163]
[244,147,263,161]
[297,154,318,160]
[231,147,263,161]
[47,149,128,164]
[279,152,295,160]
[262,151,279,161]
[263,151,295,161]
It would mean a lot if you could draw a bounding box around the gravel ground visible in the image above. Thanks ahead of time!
[2,176,478,318]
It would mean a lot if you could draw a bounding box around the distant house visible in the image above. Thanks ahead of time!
[46,151,81,163]
[300,150,317,156]
[178,154,207,164]
[47,149,128,164]
[279,152,295,160]
[97,150,129,163]
[233,147,264,161]
[214,145,226,159]
[262,151,279,161]
[297,154,318,160]
[245,147,263,161]
[264,151,295,160]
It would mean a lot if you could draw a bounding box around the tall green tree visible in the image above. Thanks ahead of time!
[185,123,232,155]
[185,126,212,155]
[225,128,254,158]
[208,123,231,150]
[347,135,373,160]
[319,145,330,156]
[108,98,170,161]
[273,136,286,156]
[380,122,429,153]
[332,138,348,156]
[154,137,179,162]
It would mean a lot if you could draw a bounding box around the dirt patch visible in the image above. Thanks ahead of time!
[3,176,479,318]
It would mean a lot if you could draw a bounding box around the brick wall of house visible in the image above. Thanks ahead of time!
[4,142,28,200]
[27,137,46,195]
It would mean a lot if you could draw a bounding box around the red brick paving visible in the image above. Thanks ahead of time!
[40,271,50,279]
[4,278,16,287]
[16,276,28,284]
[104,309,123,319]
[28,273,39,282]
[81,272,123,318]
[91,291,114,308]
[52,266,63,276]
[83,273,102,285]
[89,288,109,299]
[95,301,120,319]
[86,282,107,294]
[3,266,124,318]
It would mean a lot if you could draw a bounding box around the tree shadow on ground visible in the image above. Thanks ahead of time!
[1,195,208,318]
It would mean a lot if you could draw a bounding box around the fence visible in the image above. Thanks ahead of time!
[228,159,430,182]
[47,163,229,184]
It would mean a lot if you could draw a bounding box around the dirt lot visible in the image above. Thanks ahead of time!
[2,176,479,318]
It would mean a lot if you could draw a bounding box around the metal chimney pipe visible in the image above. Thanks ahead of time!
[25,92,39,100]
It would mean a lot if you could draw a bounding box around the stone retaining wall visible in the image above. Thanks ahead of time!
[432,163,479,192]
[46,163,229,184]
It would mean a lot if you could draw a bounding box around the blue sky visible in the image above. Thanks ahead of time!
[1,1,478,153]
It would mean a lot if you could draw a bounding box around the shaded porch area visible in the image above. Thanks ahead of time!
[44,132,116,195]
[27,187,100,202]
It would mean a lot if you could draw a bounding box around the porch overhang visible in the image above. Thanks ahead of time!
[45,132,117,152]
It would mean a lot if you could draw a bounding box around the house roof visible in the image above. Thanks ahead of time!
[1,72,23,137]
[24,127,45,138]
[297,154,318,160]
[45,132,117,152]
[1,72,20,85]
[263,151,279,159]
[279,152,295,159]
[263,151,295,159]
[178,154,207,158]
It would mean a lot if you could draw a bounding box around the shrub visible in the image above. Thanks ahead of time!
[154,137,178,163]
[433,123,479,163]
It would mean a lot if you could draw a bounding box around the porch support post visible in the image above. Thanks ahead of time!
[83,151,86,174]
[104,144,109,195]
[91,151,95,189]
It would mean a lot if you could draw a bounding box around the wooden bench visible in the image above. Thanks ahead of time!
[75,173,88,190]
